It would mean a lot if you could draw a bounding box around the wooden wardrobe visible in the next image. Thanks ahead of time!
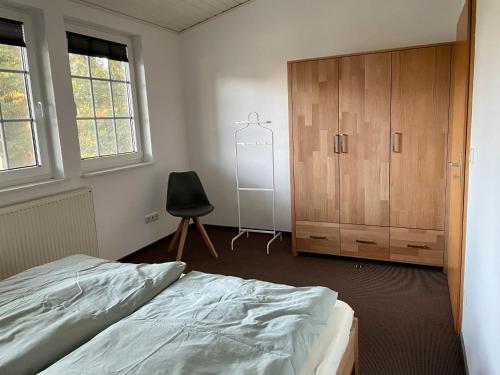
[288,44,451,266]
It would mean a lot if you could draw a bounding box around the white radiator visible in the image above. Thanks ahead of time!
[0,188,99,280]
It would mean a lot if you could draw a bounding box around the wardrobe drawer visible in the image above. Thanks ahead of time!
[340,224,390,260]
[296,221,340,255]
[390,228,445,266]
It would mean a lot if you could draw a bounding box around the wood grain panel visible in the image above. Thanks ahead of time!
[291,59,340,223]
[447,0,473,333]
[336,318,359,375]
[340,224,389,260]
[296,221,340,255]
[288,63,298,256]
[390,46,451,230]
[390,227,445,266]
[339,53,391,226]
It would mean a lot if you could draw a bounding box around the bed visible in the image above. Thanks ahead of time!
[0,255,358,375]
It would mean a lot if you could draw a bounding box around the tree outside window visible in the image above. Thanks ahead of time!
[0,43,38,171]
[69,53,136,160]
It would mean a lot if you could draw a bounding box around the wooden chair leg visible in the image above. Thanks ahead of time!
[176,218,190,261]
[194,217,218,258]
[168,219,185,252]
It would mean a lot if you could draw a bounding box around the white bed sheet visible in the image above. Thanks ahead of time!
[314,300,354,374]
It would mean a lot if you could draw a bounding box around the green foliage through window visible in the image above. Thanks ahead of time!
[0,44,38,171]
[69,53,136,160]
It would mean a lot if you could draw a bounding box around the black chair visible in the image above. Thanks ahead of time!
[166,171,219,261]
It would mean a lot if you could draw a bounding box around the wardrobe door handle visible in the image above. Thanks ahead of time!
[333,135,340,154]
[406,244,429,250]
[356,240,376,245]
[392,132,402,153]
[448,152,463,189]
[340,134,348,153]
[310,235,327,240]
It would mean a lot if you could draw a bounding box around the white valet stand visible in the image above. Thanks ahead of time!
[231,112,282,255]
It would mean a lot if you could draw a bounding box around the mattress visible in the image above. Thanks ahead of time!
[315,300,355,374]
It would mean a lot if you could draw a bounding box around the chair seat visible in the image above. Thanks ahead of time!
[168,204,214,218]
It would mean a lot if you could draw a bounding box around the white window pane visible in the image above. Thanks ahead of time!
[115,119,133,154]
[93,80,113,117]
[90,56,109,79]
[72,78,94,118]
[0,72,30,120]
[112,82,130,117]
[109,60,126,81]
[0,44,23,70]
[77,120,98,159]
[69,54,89,77]
[96,119,116,156]
[4,121,36,169]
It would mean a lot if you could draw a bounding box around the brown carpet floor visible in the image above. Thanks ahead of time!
[123,225,466,375]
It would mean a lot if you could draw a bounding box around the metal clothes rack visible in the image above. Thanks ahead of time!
[231,112,282,254]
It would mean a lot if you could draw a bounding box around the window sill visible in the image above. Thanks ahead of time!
[81,161,155,178]
[0,178,69,194]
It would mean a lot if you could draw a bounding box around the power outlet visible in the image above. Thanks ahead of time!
[145,212,159,224]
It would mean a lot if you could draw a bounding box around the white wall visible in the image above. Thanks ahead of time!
[0,0,189,260]
[180,0,463,231]
[461,0,500,373]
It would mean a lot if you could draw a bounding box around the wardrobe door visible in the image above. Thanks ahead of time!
[339,53,391,226]
[390,46,451,230]
[290,59,340,223]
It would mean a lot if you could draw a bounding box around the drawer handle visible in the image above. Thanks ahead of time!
[407,244,429,250]
[310,235,327,240]
[356,240,376,245]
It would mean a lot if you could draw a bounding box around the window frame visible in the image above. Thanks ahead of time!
[66,23,144,173]
[0,7,52,188]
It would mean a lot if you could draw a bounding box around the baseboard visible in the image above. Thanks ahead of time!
[120,222,203,261]
[460,332,469,375]
[119,223,290,262]
[203,223,238,230]
[119,231,177,262]
[204,223,291,235]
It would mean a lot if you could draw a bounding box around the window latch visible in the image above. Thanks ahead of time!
[36,101,44,119]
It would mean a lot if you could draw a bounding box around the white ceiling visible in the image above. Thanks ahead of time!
[72,0,253,33]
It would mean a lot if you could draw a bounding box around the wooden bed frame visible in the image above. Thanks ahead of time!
[336,318,359,375]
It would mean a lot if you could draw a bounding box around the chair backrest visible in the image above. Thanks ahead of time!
[166,171,211,211]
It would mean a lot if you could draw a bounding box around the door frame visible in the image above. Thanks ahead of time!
[455,0,476,332]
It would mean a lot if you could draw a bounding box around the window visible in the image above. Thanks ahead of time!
[67,29,143,170]
[0,13,50,186]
